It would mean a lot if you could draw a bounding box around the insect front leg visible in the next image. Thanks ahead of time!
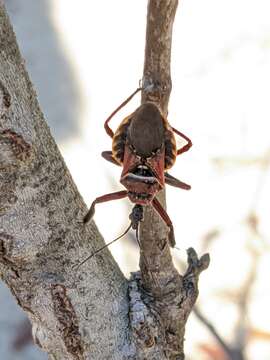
[152,197,175,247]
[165,172,191,190]
[84,190,128,223]
[172,126,192,155]
[101,151,120,166]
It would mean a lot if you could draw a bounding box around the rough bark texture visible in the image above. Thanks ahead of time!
[0,1,209,359]
[0,3,129,360]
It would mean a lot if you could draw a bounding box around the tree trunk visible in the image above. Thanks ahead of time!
[0,1,209,359]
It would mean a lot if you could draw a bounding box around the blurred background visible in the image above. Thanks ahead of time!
[1,0,270,359]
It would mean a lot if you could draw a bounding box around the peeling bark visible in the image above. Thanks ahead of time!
[0,1,209,359]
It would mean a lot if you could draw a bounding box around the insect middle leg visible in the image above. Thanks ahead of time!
[152,197,175,247]
[165,172,191,190]
[172,126,192,156]
[84,190,128,223]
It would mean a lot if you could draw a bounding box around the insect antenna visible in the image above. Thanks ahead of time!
[135,226,141,248]
[74,223,132,269]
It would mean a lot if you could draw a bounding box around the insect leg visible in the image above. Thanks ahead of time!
[101,151,121,166]
[152,198,175,247]
[165,172,191,190]
[172,126,192,155]
[83,190,128,223]
[104,87,142,138]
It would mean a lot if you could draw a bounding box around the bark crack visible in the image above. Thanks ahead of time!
[0,79,11,116]
[51,284,84,360]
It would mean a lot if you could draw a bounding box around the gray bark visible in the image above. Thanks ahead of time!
[0,1,209,359]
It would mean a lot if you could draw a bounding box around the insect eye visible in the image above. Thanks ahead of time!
[150,148,160,156]
[129,145,136,154]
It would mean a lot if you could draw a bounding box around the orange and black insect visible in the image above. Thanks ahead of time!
[84,88,192,246]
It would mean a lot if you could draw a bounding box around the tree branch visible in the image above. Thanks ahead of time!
[0,4,130,359]
[193,307,236,360]
[0,2,209,359]
[128,1,210,359]
[142,0,176,112]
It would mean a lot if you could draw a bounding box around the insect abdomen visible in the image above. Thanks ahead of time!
[164,128,177,170]
[112,115,133,164]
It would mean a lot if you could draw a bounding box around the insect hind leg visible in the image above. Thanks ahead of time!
[172,126,192,155]
[152,197,175,247]
[104,87,142,138]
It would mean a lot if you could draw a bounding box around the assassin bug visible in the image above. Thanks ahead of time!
[84,87,192,247]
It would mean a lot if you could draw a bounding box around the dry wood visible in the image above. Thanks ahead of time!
[0,1,209,359]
